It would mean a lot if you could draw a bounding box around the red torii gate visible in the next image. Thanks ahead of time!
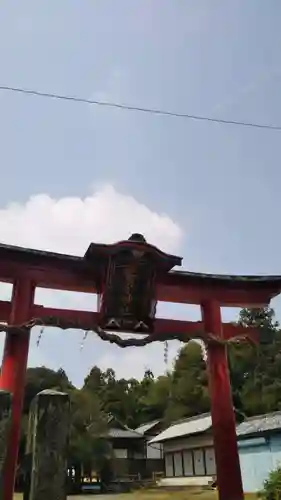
[0,234,280,500]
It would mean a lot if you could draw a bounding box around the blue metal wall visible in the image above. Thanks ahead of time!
[238,434,281,493]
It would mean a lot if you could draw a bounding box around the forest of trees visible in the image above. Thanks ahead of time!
[19,306,281,477]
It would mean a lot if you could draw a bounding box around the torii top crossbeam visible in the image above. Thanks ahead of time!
[0,239,280,304]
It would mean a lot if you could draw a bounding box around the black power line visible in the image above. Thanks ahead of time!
[0,84,281,131]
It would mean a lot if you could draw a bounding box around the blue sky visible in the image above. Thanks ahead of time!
[0,0,280,386]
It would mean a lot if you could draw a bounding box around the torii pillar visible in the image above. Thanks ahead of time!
[0,279,34,500]
[202,301,244,500]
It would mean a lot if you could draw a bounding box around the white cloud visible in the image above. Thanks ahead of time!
[0,184,183,386]
[0,184,181,255]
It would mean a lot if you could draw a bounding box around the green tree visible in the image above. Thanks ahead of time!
[229,307,281,416]
[69,389,112,482]
[83,366,106,394]
[83,366,145,428]
[140,342,209,425]
[142,374,172,422]
[239,306,279,333]
[23,366,73,413]
[126,370,156,426]
[170,341,210,421]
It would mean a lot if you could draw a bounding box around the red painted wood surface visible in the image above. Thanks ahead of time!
[0,300,259,342]
[0,257,278,306]
[202,301,244,500]
[0,279,34,500]
[157,282,277,307]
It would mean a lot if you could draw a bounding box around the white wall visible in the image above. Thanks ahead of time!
[164,434,214,452]
[165,454,174,477]
[146,439,163,459]
[163,433,216,479]
[114,449,128,459]
[205,447,216,475]
[238,435,281,493]
[159,476,213,488]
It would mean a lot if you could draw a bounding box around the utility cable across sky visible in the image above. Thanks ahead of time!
[0,84,280,132]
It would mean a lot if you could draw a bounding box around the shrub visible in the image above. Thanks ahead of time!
[260,466,281,500]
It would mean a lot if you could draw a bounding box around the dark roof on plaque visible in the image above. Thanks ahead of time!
[236,412,281,437]
[0,240,280,290]
[84,233,182,272]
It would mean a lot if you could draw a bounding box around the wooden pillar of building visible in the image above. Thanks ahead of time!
[201,301,244,500]
[0,279,35,500]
